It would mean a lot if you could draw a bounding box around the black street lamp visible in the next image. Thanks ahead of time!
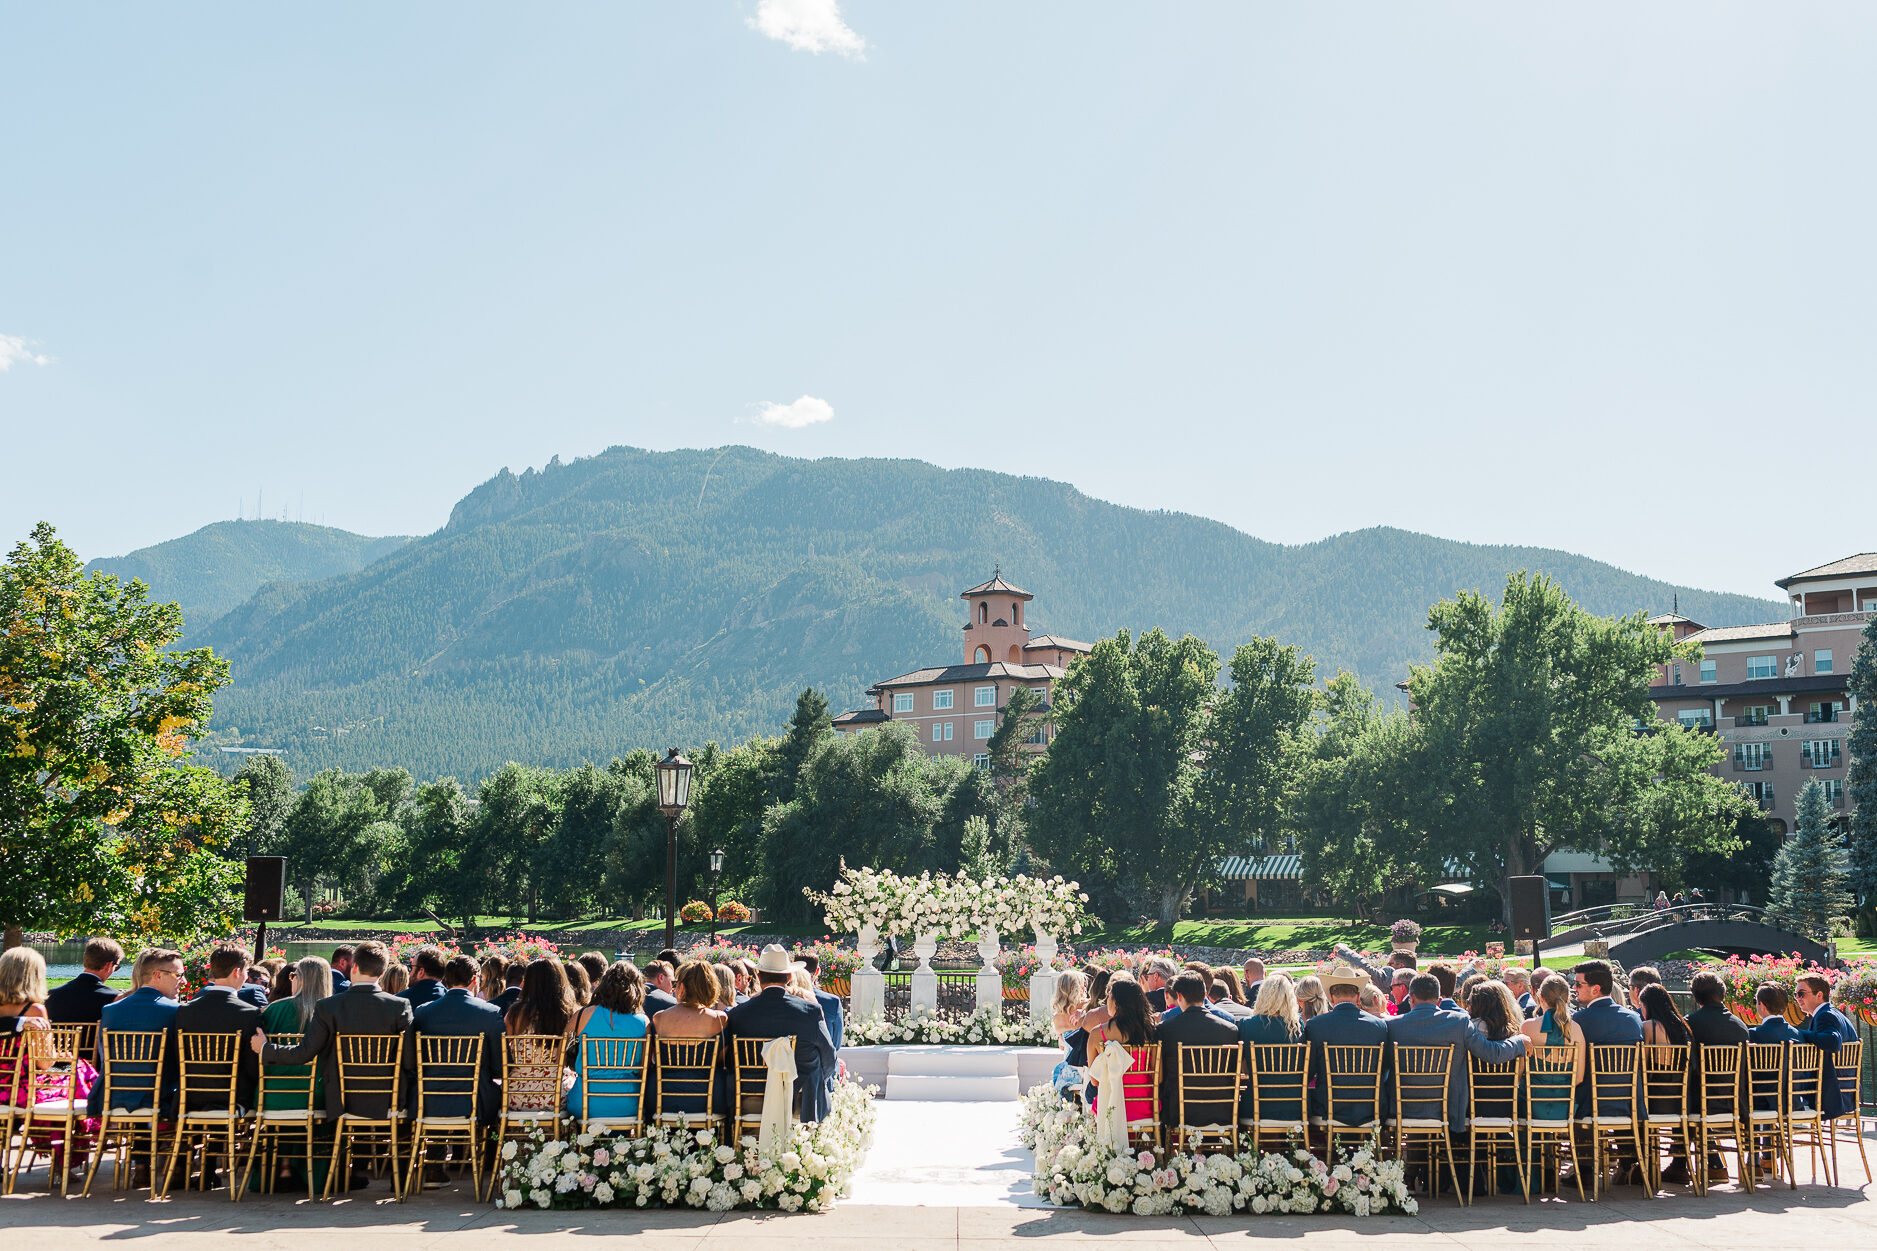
[707,847,726,943]
[655,747,694,951]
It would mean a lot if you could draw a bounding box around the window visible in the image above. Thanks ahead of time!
[944,721,954,741]
[1672,662,1682,686]
[972,753,991,771]
[892,693,914,714]
[973,719,995,739]
[1735,742,1771,770]
[1677,709,1713,728]
[933,690,954,710]
[1743,780,1774,806]
[1025,726,1047,746]
[974,686,996,707]
[1740,705,1772,726]
[974,645,990,664]
[1807,701,1842,724]
[1802,738,1841,767]
[932,723,944,743]
[1746,656,1776,679]
[1823,779,1845,805]
[1815,650,1833,674]
[1699,660,1717,684]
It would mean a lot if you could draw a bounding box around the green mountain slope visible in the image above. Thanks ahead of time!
[87,520,413,633]
[195,446,1783,779]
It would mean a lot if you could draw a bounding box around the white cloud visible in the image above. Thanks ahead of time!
[0,335,50,370]
[749,395,835,429]
[747,0,867,58]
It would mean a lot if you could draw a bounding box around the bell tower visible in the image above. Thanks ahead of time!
[960,570,1034,665]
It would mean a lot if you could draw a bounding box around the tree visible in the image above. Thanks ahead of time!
[985,684,1048,855]
[958,814,1000,880]
[1,522,247,948]
[1847,615,1877,922]
[381,777,482,932]
[474,763,564,922]
[279,769,389,923]
[1407,573,1754,925]
[234,754,293,860]
[1767,779,1853,940]
[1192,636,1318,893]
[775,688,831,804]
[1027,628,1220,925]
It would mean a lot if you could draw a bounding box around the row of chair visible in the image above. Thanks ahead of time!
[1,1026,795,1203]
[1095,1038,1869,1204]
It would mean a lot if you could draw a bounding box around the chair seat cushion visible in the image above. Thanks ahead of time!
[258,1109,325,1122]
[25,1101,82,1116]
[103,1107,159,1119]
[416,1116,476,1127]
[339,1111,406,1122]
[1577,1116,1634,1127]
[1469,1117,1517,1129]
[502,1109,559,1122]
[1748,1110,1782,1122]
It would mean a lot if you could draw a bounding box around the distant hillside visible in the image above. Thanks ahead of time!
[195,446,1783,779]
[88,520,412,635]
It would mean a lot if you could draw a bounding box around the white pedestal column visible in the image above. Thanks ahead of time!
[975,927,1002,1012]
[851,923,885,1020]
[910,931,940,1012]
[1028,928,1058,1026]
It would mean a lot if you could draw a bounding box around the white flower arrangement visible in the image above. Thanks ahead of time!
[1017,1086,1416,1217]
[845,1004,1058,1047]
[492,1079,877,1212]
[808,862,1088,939]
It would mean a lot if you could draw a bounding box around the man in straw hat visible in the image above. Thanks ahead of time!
[725,945,838,1121]
[1302,963,1389,1125]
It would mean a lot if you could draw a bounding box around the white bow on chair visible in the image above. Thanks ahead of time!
[1085,1040,1134,1154]
[758,1036,798,1155]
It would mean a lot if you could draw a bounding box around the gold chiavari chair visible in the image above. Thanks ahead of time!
[160,1032,249,1201]
[731,1036,794,1143]
[1314,1044,1386,1157]
[1577,1044,1641,1201]
[325,1033,406,1202]
[1119,1043,1162,1152]
[1241,1043,1308,1153]
[1692,1044,1748,1196]
[82,1029,169,1196]
[1522,1044,1583,1201]
[64,1023,99,1068]
[14,1026,91,1197]
[1168,1043,1242,1155]
[240,1032,324,1200]
[1389,1044,1462,1204]
[1636,1042,1692,1195]
[0,1025,37,1195]
[650,1036,723,1134]
[577,1035,648,1136]
[406,1034,486,1200]
[1788,1043,1832,1187]
[1742,1042,1790,1192]
[1828,1041,1869,1185]
[1466,1054,1524,1205]
[493,1034,569,1170]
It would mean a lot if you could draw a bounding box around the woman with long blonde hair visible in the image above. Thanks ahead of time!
[1293,975,1326,1022]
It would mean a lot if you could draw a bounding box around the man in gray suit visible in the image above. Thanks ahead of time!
[1386,973,1526,1133]
[255,940,415,1127]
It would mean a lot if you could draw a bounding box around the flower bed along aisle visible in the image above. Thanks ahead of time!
[494,1079,876,1211]
[1018,1086,1416,1217]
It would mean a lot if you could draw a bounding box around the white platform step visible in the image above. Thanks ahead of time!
[886,1049,1019,1079]
[884,1073,1021,1102]
[840,1045,1062,1101]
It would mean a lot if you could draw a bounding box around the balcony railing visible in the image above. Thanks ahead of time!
[1734,714,1769,727]
[1805,708,1839,724]
[1733,754,1772,771]
[1800,750,1843,769]
[1760,791,1778,811]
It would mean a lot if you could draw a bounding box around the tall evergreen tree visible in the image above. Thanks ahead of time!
[775,688,832,803]
[234,753,294,860]
[1766,778,1853,940]
[1846,615,1877,916]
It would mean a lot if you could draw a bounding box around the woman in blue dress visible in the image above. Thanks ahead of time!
[567,961,651,1125]
[1049,970,1088,1094]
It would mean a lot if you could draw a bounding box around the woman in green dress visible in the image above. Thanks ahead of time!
[256,957,332,1190]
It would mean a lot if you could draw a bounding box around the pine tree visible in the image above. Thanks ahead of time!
[1846,615,1877,916]
[1766,779,1853,940]
[958,814,1000,880]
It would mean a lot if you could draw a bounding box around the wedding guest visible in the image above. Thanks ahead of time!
[1242,959,1265,1002]
[1086,979,1156,1124]
[1388,968,1414,1014]
[1357,984,1388,1017]
[2,948,99,1166]
[1293,975,1326,1023]
[794,952,843,1049]
[412,956,505,1124]
[1570,961,1642,1123]
[1138,958,1179,1014]
[1793,974,1858,1121]
[1158,972,1239,1131]
[379,963,410,996]
[329,946,355,995]
[1637,983,1696,1183]
[1050,970,1087,1094]
[46,937,123,1057]
[174,944,264,1115]
[1334,942,1416,995]
[87,948,182,1121]
[1503,967,1533,1017]
[1304,966,1388,1125]
[650,960,727,1040]
[726,947,836,1121]
[267,961,296,1004]
[1238,973,1303,1046]
[1427,962,1459,1010]
[656,948,682,970]
[712,964,738,1009]
[1079,971,1114,1030]
[1684,971,1746,1182]
[506,959,577,1038]
[1627,965,1662,1012]
[1520,974,1585,1102]
[479,956,507,1004]
[400,945,446,1008]
[563,960,593,1008]
[1214,967,1248,1006]
[259,957,331,1112]
[567,962,649,1124]
[642,960,679,1016]
[1748,985,1800,1044]
[490,961,526,1016]
[576,952,608,986]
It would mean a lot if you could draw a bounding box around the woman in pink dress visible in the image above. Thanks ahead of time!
[0,948,98,1173]
[1086,977,1158,1122]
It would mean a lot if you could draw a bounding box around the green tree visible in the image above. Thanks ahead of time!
[279,769,389,923]
[1847,615,1877,919]
[1027,628,1220,925]
[1767,778,1853,940]
[958,814,1000,880]
[1,522,247,948]
[775,688,831,804]
[233,754,293,860]
[1193,636,1318,883]
[686,738,783,907]
[474,763,564,922]
[1678,810,1783,904]
[380,776,483,933]
[1407,573,1753,924]
[985,684,1047,856]
[538,760,634,918]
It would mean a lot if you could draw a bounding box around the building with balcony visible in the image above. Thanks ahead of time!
[831,572,1092,764]
[1649,553,1874,831]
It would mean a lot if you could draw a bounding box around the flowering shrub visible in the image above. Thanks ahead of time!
[1389,919,1422,943]
[1079,947,1174,976]
[384,933,463,968]
[996,944,1077,990]
[845,1004,1056,1047]
[472,932,564,964]
[1831,961,1877,1025]
[715,900,752,923]
[180,934,287,993]
[494,1078,876,1211]
[686,943,760,968]
[1019,1086,1415,1217]
[1714,953,1833,1024]
[796,938,861,984]
[679,901,713,923]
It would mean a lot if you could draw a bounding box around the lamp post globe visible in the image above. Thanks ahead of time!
[655,748,694,950]
[707,847,726,942]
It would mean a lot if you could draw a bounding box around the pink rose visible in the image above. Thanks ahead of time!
[592,1148,611,1167]
[1322,1177,1340,1196]
[1137,1151,1155,1169]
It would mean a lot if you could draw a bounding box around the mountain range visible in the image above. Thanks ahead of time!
[92,446,1784,781]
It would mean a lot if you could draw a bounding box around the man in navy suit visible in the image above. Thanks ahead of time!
[1242,958,1265,1005]
[725,947,837,1121]
[87,948,185,1187]
[411,956,506,1122]
[794,952,844,1051]
[1303,966,1390,1125]
[1156,973,1241,1131]
[328,946,355,995]
[1747,984,1801,1045]
[46,938,123,1057]
[400,946,447,1009]
[642,961,679,1017]
[1793,974,1858,1120]
[1570,960,1642,1118]
[489,961,525,1016]
[1387,973,1527,1133]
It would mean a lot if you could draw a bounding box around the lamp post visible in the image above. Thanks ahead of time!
[655,747,694,951]
[707,847,725,943]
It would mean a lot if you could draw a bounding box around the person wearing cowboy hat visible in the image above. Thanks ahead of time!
[1302,964,1389,1125]
[725,945,838,1121]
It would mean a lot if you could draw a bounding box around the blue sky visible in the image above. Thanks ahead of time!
[3,4,1870,599]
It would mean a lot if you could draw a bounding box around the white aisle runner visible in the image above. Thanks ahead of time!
[846,1100,1048,1207]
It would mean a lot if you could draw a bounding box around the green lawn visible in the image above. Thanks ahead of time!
[287,915,825,939]
[1077,917,1497,955]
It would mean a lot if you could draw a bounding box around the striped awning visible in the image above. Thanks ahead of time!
[1217,854,1302,881]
